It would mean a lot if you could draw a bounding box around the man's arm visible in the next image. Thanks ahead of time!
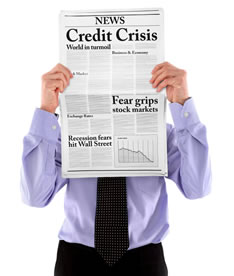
[20,108,68,207]
[166,97,212,199]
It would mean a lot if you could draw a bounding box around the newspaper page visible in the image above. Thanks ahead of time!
[58,8,168,178]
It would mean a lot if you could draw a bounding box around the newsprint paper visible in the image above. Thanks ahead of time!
[58,8,168,178]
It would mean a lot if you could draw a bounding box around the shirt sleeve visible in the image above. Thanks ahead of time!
[166,97,212,199]
[20,108,69,207]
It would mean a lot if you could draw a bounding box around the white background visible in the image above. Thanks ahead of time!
[0,0,233,275]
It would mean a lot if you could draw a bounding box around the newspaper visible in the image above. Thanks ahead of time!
[58,8,168,178]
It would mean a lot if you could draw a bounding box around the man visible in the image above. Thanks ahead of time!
[20,62,212,276]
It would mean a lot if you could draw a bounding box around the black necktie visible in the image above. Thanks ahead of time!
[94,177,129,267]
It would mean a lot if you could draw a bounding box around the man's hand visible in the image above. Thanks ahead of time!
[149,61,190,105]
[40,63,73,113]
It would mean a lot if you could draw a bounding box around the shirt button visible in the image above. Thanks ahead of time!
[52,125,57,130]
[184,112,189,118]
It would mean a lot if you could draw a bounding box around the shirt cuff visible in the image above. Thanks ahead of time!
[29,108,60,143]
[169,97,200,131]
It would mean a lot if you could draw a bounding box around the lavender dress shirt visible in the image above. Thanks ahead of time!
[20,97,212,250]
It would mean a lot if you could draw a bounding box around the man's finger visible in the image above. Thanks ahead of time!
[48,63,72,83]
[44,72,68,87]
[152,70,174,88]
[151,63,164,74]
[150,68,164,83]
[150,68,177,85]
[156,77,176,92]
[45,79,64,92]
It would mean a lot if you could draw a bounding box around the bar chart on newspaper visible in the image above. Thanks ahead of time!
[58,8,168,177]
